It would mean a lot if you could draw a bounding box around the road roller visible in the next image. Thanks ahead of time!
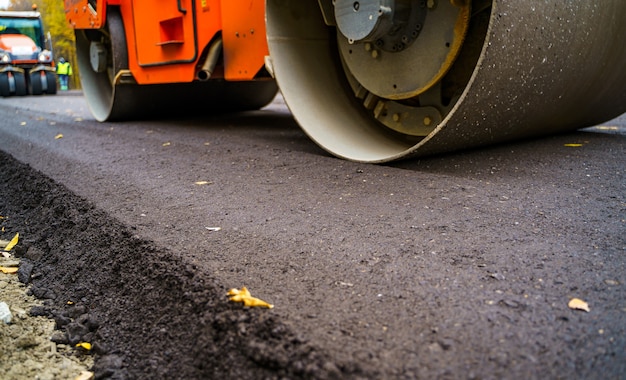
[65,0,626,162]
[1,8,57,96]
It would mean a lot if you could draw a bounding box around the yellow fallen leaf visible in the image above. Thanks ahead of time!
[0,266,18,274]
[20,121,26,126]
[55,133,64,139]
[162,142,171,147]
[228,287,251,298]
[241,297,274,308]
[594,126,618,131]
[195,181,212,185]
[75,342,92,350]
[564,143,583,147]
[568,298,590,312]
[74,371,94,380]
[227,287,273,309]
[4,233,18,251]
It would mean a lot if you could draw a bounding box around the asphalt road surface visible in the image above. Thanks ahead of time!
[0,92,624,379]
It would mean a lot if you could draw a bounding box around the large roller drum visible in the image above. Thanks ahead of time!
[266,0,626,162]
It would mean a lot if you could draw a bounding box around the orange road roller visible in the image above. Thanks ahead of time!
[65,0,626,162]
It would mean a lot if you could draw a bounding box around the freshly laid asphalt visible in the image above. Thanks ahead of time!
[0,92,624,379]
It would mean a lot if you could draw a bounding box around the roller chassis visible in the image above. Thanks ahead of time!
[0,65,57,97]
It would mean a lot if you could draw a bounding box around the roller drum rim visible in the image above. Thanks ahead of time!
[75,7,131,121]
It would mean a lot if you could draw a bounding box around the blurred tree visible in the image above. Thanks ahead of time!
[6,0,32,11]
[39,0,79,89]
[7,0,79,89]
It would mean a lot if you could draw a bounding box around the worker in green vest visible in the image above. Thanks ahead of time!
[56,57,72,91]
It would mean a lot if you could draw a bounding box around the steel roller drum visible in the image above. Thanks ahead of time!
[266,0,626,163]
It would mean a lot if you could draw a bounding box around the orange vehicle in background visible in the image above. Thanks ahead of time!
[0,8,57,96]
[64,0,277,122]
[65,1,626,163]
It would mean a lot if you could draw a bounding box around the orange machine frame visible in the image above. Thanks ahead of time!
[64,0,268,84]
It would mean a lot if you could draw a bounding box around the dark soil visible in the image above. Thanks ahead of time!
[0,150,365,379]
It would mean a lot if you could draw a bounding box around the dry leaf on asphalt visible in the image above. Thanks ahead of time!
[228,287,274,309]
[74,371,94,380]
[568,298,590,312]
[75,342,92,350]
[594,126,618,131]
[0,266,18,274]
[55,134,64,139]
[3,233,19,251]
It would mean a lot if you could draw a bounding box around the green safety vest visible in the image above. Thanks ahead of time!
[57,61,72,75]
